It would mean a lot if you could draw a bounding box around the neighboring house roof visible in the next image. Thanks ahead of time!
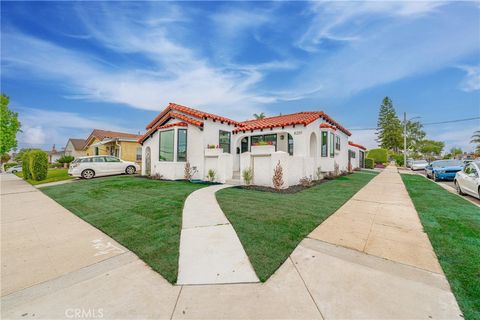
[348,141,367,150]
[67,138,87,151]
[84,129,142,149]
[234,112,351,136]
[146,102,243,129]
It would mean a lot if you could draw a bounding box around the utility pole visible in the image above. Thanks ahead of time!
[404,112,407,168]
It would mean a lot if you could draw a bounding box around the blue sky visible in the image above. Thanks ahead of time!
[1,1,479,152]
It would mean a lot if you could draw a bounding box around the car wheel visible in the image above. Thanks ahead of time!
[11,170,17,173]
[81,169,95,179]
[126,166,136,175]
[455,181,464,195]
[433,172,438,182]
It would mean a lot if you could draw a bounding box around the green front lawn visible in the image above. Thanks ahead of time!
[15,168,73,185]
[42,176,206,283]
[216,171,378,281]
[401,174,480,320]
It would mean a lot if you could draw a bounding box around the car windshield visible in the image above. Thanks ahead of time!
[432,160,462,167]
[413,160,427,164]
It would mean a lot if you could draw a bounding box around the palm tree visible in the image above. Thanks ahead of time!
[253,112,265,120]
[471,130,480,153]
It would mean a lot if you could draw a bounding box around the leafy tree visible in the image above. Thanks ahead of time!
[419,140,445,161]
[376,97,402,152]
[0,94,21,154]
[57,155,75,164]
[471,130,480,153]
[253,112,265,119]
[449,147,463,158]
[405,120,426,153]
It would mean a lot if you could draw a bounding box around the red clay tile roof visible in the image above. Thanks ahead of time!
[138,111,203,144]
[146,103,243,129]
[348,141,367,150]
[319,123,336,131]
[234,112,351,136]
[68,138,86,150]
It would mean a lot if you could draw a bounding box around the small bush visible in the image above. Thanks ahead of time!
[29,150,48,181]
[365,158,374,169]
[242,167,253,185]
[391,154,404,167]
[272,161,284,190]
[184,161,193,180]
[315,167,323,180]
[21,151,32,179]
[150,173,164,180]
[4,162,19,170]
[367,148,388,164]
[57,155,75,164]
[49,163,63,168]
[299,176,313,187]
[207,169,216,182]
[333,161,340,177]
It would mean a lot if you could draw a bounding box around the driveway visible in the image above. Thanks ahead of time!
[1,173,463,319]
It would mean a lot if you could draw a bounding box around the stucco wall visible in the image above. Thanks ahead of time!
[64,141,86,158]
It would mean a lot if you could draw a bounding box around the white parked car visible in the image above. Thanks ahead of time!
[6,165,22,173]
[69,156,140,179]
[411,160,428,171]
[454,161,480,199]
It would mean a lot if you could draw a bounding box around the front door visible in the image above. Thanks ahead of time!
[145,147,151,176]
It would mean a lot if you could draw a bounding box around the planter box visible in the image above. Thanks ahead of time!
[251,145,275,155]
[204,148,224,157]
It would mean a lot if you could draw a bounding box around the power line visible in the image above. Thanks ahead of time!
[349,116,480,131]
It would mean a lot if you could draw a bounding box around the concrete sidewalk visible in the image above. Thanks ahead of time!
[177,184,259,285]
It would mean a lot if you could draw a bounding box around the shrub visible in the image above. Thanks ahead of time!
[4,162,19,170]
[272,161,284,190]
[29,150,48,181]
[207,169,216,182]
[333,161,340,177]
[391,154,404,167]
[299,176,313,187]
[184,161,193,180]
[367,148,388,164]
[21,151,32,179]
[57,155,75,164]
[150,173,163,180]
[49,163,63,168]
[365,158,374,169]
[242,167,253,185]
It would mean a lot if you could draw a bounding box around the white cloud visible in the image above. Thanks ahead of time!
[458,65,480,92]
[21,126,47,145]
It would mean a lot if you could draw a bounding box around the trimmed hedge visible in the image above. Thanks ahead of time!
[29,150,48,181]
[365,158,374,169]
[367,148,388,164]
[392,154,404,167]
[21,151,32,180]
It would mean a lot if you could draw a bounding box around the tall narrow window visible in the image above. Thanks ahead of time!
[330,132,335,158]
[159,130,174,161]
[335,135,341,150]
[287,134,294,156]
[94,147,99,155]
[219,130,231,153]
[177,129,187,162]
[321,131,328,157]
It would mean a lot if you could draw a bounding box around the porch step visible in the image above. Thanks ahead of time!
[225,178,242,186]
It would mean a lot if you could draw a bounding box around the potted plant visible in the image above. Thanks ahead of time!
[205,144,224,157]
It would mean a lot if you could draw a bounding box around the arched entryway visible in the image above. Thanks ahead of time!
[145,147,151,176]
[309,133,317,158]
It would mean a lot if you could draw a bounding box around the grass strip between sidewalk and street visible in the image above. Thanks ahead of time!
[401,174,480,320]
[42,176,206,283]
[15,168,73,185]
[216,171,378,282]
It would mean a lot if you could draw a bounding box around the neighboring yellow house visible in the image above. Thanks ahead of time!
[83,129,143,165]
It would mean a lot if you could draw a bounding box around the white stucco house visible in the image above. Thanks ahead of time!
[348,141,367,170]
[139,103,353,188]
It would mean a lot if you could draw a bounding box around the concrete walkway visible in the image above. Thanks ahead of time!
[309,165,443,273]
[177,184,259,285]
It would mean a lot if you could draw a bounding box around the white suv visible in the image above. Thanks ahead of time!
[69,156,140,179]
